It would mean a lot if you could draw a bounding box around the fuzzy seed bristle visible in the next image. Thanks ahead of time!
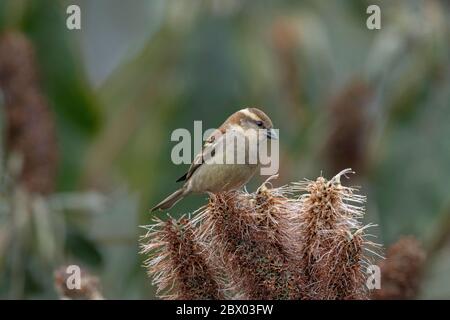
[140,217,223,300]
[197,186,305,300]
[315,229,370,299]
[292,169,378,299]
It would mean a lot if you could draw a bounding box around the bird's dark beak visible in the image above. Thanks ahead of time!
[266,129,278,140]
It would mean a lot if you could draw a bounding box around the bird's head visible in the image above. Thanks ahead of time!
[225,107,277,140]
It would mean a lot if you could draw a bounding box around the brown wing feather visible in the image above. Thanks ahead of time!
[175,129,222,182]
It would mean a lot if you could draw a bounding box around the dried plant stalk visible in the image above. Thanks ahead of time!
[316,228,372,299]
[271,18,304,119]
[293,169,378,299]
[141,217,224,300]
[372,236,425,300]
[0,31,58,194]
[196,183,305,300]
[325,80,373,176]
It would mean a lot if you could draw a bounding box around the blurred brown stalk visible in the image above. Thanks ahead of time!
[371,237,426,300]
[0,31,58,195]
[325,80,373,177]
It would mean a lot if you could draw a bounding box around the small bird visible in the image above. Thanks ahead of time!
[151,107,277,211]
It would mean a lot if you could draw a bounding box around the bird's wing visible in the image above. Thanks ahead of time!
[175,129,223,182]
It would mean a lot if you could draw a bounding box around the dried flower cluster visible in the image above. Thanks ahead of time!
[292,169,379,299]
[0,31,58,195]
[371,237,426,300]
[195,183,305,299]
[141,217,224,300]
[142,169,382,300]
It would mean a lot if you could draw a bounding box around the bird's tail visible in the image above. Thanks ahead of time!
[150,188,186,212]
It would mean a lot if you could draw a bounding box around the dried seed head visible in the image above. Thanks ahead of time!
[292,169,378,299]
[372,236,425,300]
[325,80,373,176]
[270,18,306,124]
[142,171,381,300]
[315,228,372,300]
[0,31,58,194]
[197,184,305,300]
[140,217,223,300]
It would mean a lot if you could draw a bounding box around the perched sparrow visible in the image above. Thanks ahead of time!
[151,107,277,211]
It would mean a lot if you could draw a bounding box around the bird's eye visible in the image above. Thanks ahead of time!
[255,121,264,127]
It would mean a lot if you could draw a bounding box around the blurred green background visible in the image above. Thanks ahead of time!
[0,0,450,299]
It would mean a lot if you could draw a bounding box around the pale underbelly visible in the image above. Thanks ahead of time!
[187,163,258,193]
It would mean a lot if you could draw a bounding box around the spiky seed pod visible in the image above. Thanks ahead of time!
[316,228,375,300]
[0,31,58,194]
[292,169,376,299]
[372,236,425,300]
[253,181,294,247]
[54,266,104,300]
[197,185,305,300]
[325,80,373,177]
[140,217,223,300]
[293,170,363,271]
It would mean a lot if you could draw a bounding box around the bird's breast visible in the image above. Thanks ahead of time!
[187,163,258,193]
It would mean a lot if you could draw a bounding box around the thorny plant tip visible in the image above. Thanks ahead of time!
[141,169,384,300]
